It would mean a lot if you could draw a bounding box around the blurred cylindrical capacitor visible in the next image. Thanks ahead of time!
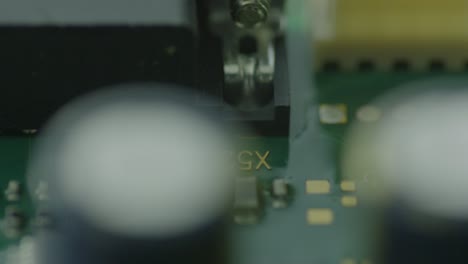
[342,78,468,264]
[27,84,240,264]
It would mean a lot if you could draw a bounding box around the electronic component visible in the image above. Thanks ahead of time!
[0,0,198,132]
[271,178,289,208]
[313,0,468,71]
[0,0,290,136]
[27,84,238,264]
[272,178,288,196]
[33,208,54,229]
[233,176,262,224]
[340,180,356,192]
[342,79,468,263]
[306,209,334,225]
[4,181,21,202]
[207,0,290,135]
[319,104,348,124]
[341,196,358,208]
[34,181,49,201]
[306,180,331,194]
[2,206,25,238]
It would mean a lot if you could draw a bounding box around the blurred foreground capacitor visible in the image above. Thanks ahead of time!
[27,84,239,264]
[342,78,468,264]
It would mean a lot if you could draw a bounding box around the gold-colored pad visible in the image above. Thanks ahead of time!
[341,196,358,207]
[340,180,356,192]
[307,209,334,225]
[341,259,357,264]
[306,180,331,194]
[319,104,348,124]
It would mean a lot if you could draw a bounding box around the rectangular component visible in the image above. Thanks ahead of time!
[0,0,197,132]
[341,196,358,207]
[306,208,334,225]
[319,104,348,124]
[313,0,468,71]
[306,180,331,194]
[340,180,356,192]
[234,176,261,224]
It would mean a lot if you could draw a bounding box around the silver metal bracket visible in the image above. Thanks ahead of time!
[208,0,285,112]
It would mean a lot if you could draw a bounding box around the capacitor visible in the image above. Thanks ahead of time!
[27,84,239,264]
[342,78,468,264]
[271,178,289,208]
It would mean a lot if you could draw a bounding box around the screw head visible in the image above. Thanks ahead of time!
[232,0,270,28]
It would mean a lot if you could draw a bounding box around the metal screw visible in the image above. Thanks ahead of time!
[231,0,271,28]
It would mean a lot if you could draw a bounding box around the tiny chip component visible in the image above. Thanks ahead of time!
[5,180,21,201]
[319,104,348,124]
[233,176,262,224]
[306,180,331,194]
[34,181,49,201]
[33,208,54,229]
[340,180,356,192]
[2,206,25,238]
[271,178,290,209]
[306,208,334,225]
[341,196,358,207]
[272,178,288,196]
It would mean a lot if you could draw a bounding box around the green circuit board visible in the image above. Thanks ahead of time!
[0,71,467,263]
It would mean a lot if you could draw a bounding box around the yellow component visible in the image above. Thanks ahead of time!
[306,180,331,194]
[340,180,356,192]
[341,196,358,207]
[319,104,348,124]
[306,208,334,225]
[340,258,357,264]
[312,0,468,71]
